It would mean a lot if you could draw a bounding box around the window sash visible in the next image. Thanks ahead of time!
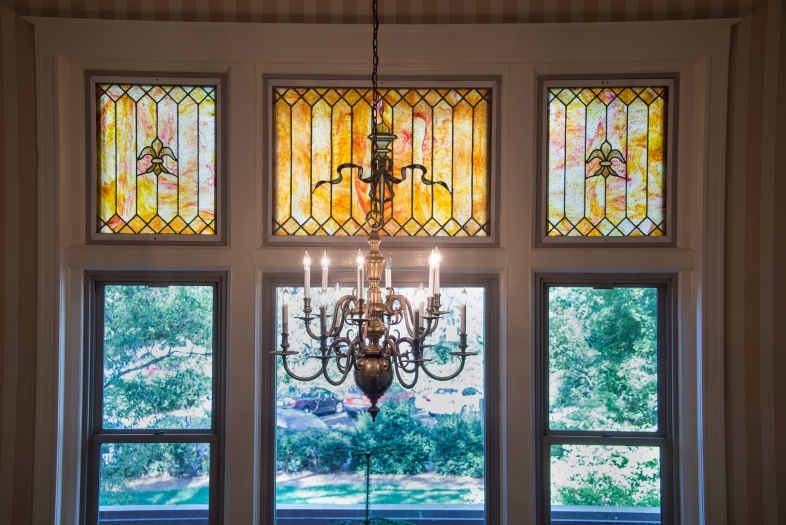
[535,276,677,525]
[265,272,500,525]
[83,273,226,525]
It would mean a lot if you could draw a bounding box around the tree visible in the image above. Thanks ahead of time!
[100,285,214,497]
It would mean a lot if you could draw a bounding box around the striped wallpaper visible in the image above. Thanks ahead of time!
[1,1,784,524]
[0,0,760,22]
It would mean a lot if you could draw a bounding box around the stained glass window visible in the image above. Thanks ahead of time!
[95,81,218,236]
[272,85,493,237]
[546,83,670,238]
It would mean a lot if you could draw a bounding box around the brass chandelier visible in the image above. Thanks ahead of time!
[272,0,476,421]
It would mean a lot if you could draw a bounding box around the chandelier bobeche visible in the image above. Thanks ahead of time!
[272,0,476,421]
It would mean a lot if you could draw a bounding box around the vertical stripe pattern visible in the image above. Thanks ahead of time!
[0,1,783,524]
[0,7,38,525]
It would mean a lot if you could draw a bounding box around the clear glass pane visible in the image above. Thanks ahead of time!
[550,445,661,524]
[275,286,485,523]
[103,285,214,429]
[548,286,658,432]
[98,442,210,524]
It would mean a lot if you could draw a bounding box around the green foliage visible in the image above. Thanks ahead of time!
[99,285,215,500]
[430,415,484,477]
[349,402,431,475]
[548,287,658,431]
[553,446,660,508]
[100,442,209,504]
[277,428,350,474]
[103,285,214,429]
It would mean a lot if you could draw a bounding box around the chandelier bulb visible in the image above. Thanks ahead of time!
[321,251,329,270]
[356,249,365,268]
[282,288,290,306]
[460,288,468,305]
[303,251,311,269]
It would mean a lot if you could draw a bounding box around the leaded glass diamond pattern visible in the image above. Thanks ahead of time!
[96,82,217,235]
[546,85,668,238]
[272,86,492,237]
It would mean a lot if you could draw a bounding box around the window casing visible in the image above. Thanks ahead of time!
[535,275,677,525]
[83,273,226,525]
[537,76,678,247]
[263,77,501,247]
[263,273,500,525]
[87,73,227,245]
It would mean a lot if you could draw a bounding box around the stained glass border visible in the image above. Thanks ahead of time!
[536,75,678,247]
[262,76,501,247]
[86,72,227,245]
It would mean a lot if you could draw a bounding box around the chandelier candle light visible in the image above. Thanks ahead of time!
[272,0,476,420]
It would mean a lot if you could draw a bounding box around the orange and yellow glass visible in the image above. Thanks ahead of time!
[273,87,492,236]
[96,83,217,235]
[547,86,668,237]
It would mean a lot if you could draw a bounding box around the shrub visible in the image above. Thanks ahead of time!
[430,414,484,478]
[349,402,431,475]
[277,428,350,474]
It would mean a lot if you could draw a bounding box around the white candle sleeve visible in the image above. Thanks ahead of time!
[460,303,467,333]
[435,266,440,295]
[322,267,328,291]
[304,267,310,298]
[385,267,391,290]
[282,304,288,333]
[428,266,434,297]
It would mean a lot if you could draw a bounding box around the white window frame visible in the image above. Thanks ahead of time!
[263,272,501,524]
[534,274,678,524]
[82,272,227,525]
[30,18,731,525]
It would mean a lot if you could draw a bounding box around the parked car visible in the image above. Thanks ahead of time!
[344,383,415,418]
[420,386,483,416]
[287,387,344,416]
[276,408,328,430]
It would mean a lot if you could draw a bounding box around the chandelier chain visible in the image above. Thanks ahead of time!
[371,0,379,143]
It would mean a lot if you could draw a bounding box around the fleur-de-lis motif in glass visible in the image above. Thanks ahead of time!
[586,140,626,179]
[137,138,177,177]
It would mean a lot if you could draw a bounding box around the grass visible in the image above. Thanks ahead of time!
[100,483,480,506]
[100,486,209,506]
[276,483,479,505]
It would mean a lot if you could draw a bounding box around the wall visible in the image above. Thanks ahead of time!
[0,1,783,524]
[0,6,38,525]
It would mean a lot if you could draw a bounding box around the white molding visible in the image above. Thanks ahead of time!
[30,18,732,525]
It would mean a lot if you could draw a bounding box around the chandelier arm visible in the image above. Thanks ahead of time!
[329,337,353,374]
[321,352,354,387]
[392,352,420,390]
[301,318,322,341]
[389,294,420,339]
[420,356,468,382]
[280,353,325,382]
[327,295,358,337]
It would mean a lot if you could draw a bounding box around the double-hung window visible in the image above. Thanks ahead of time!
[536,276,676,525]
[84,274,225,525]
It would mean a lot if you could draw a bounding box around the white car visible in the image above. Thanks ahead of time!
[421,386,483,416]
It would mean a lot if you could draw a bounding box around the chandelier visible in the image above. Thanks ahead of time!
[272,0,476,421]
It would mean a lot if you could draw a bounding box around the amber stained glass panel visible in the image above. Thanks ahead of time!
[273,87,492,236]
[96,83,217,235]
[547,86,668,237]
